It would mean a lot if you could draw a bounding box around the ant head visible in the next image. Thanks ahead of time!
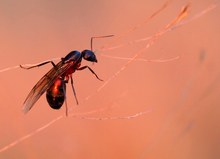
[81,50,97,62]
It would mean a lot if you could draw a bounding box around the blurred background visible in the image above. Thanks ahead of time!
[0,0,220,158]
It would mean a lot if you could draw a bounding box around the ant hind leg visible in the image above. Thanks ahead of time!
[20,61,56,70]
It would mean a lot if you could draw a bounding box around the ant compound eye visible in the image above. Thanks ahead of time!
[82,50,97,62]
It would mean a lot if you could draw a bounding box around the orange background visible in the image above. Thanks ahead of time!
[0,0,220,159]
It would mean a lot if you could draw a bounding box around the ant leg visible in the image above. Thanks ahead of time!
[62,80,68,116]
[77,66,103,81]
[70,75,79,105]
[20,61,56,69]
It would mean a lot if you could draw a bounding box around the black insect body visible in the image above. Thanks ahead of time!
[20,35,113,115]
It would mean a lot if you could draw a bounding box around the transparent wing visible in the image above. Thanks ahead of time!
[22,61,74,114]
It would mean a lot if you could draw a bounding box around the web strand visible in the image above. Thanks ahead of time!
[86,3,191,100]
[0,2,217,154]
[100,54,180,63]
[100,0,171,49]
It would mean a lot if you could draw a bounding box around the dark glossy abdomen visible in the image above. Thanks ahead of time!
[46,78,66,109]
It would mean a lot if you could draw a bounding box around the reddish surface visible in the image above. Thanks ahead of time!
[0,0,220,159]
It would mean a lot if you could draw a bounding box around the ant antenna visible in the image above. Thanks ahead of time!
[90,35,114,51]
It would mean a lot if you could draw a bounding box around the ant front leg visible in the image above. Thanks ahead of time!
[20,61,56,70]
[61,78,68,116]
[77,66,103,81]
